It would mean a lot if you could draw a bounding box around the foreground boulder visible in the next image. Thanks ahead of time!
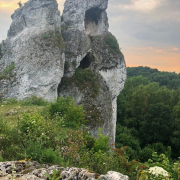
[0,0,65,101]
[0,161,129,180]
[59,0,126,143]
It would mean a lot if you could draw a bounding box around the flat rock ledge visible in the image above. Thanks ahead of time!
[0,161,129,180]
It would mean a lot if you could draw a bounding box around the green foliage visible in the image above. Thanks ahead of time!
[116,72,180,159]
[139,147,153,162]
[104,33,121,54]
[0,155,3,162]
[127,66,180,90]
[19,113,43,134]
[21,95,48,106]
[116,125,140,154]
[41,31,65,51]
[140,103,172,145]
[60,68,99,95]
[45,169,61,180]
[48,96,85,128]
[0,62,15,80]
[91,128,110,153]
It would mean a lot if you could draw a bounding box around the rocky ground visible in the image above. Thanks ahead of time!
[0,161,129,180]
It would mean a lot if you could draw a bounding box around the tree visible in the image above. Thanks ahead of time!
[140,103,172,146]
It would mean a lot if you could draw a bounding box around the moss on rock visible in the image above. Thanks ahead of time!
[41,31,65,51]
[0,62,15,81]
[60,68,99,95]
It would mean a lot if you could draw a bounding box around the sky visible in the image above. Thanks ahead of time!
[0,0,180,73]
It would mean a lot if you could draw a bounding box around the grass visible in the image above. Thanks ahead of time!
[0,101,44,128]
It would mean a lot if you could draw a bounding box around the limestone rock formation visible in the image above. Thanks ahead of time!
[0,0,65,101]
[59,0,126,143]
[0,0,126,144]
[0,161,129,180]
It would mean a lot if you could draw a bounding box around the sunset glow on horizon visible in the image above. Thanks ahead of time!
[0,0,179,73]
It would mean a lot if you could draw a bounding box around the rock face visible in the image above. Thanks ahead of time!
[0,0,65,101]
[0,0,126,144]
[0,161,129,180]
[59,0,126,143]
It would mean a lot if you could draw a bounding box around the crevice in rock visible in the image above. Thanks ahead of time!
[78,53,94,69]
[84,8,103,35]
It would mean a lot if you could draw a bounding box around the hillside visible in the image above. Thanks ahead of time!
[127,66,180,90]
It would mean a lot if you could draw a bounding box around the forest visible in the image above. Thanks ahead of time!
[116,66,180,161]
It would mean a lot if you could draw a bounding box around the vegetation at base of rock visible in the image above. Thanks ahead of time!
[104,33,121,54]
[0,96,180,179]
[60,68,99,95]
[41,31,65,51]
[0,62,15,80]
[21,95,48,106]
[0,42,3,59]
[47,96,86,128]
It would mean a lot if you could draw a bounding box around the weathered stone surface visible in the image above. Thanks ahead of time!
[0,161,129,180]
[61,0,109,77]
[0,0,65,101]
[60,0,126,143]
[99,171,129,180]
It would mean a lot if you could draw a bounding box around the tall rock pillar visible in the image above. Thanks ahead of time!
[59,0,127,143]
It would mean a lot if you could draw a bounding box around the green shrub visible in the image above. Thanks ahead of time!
[0,155,3,162]
[48,96,85,128]
[0,62,15,80]
[74,68,99,94]
[21,95,48,106]
[19,113,43,134]
[91,128,110,153]
[139,147,153,162]
[104,33,121,54]
[60,68,99,95]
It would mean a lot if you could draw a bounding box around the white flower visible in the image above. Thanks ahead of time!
[149,166,169,177]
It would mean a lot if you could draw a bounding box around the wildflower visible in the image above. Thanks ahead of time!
[149,166,169,177]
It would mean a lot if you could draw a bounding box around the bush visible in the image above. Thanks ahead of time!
[21,95,48,106]
[91,128,110,153]
[19,113,43,134]
[48,96,85,128]
[104,33,121,54]
[139,147,153,162]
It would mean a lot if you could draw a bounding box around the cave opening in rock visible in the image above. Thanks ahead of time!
[79,53,93,69]
[85,8,102,35]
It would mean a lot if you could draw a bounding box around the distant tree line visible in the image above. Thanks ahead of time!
[127,66,180,90]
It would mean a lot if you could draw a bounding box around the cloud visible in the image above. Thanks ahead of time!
[0,0,180,73]
[120,0,161,12]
